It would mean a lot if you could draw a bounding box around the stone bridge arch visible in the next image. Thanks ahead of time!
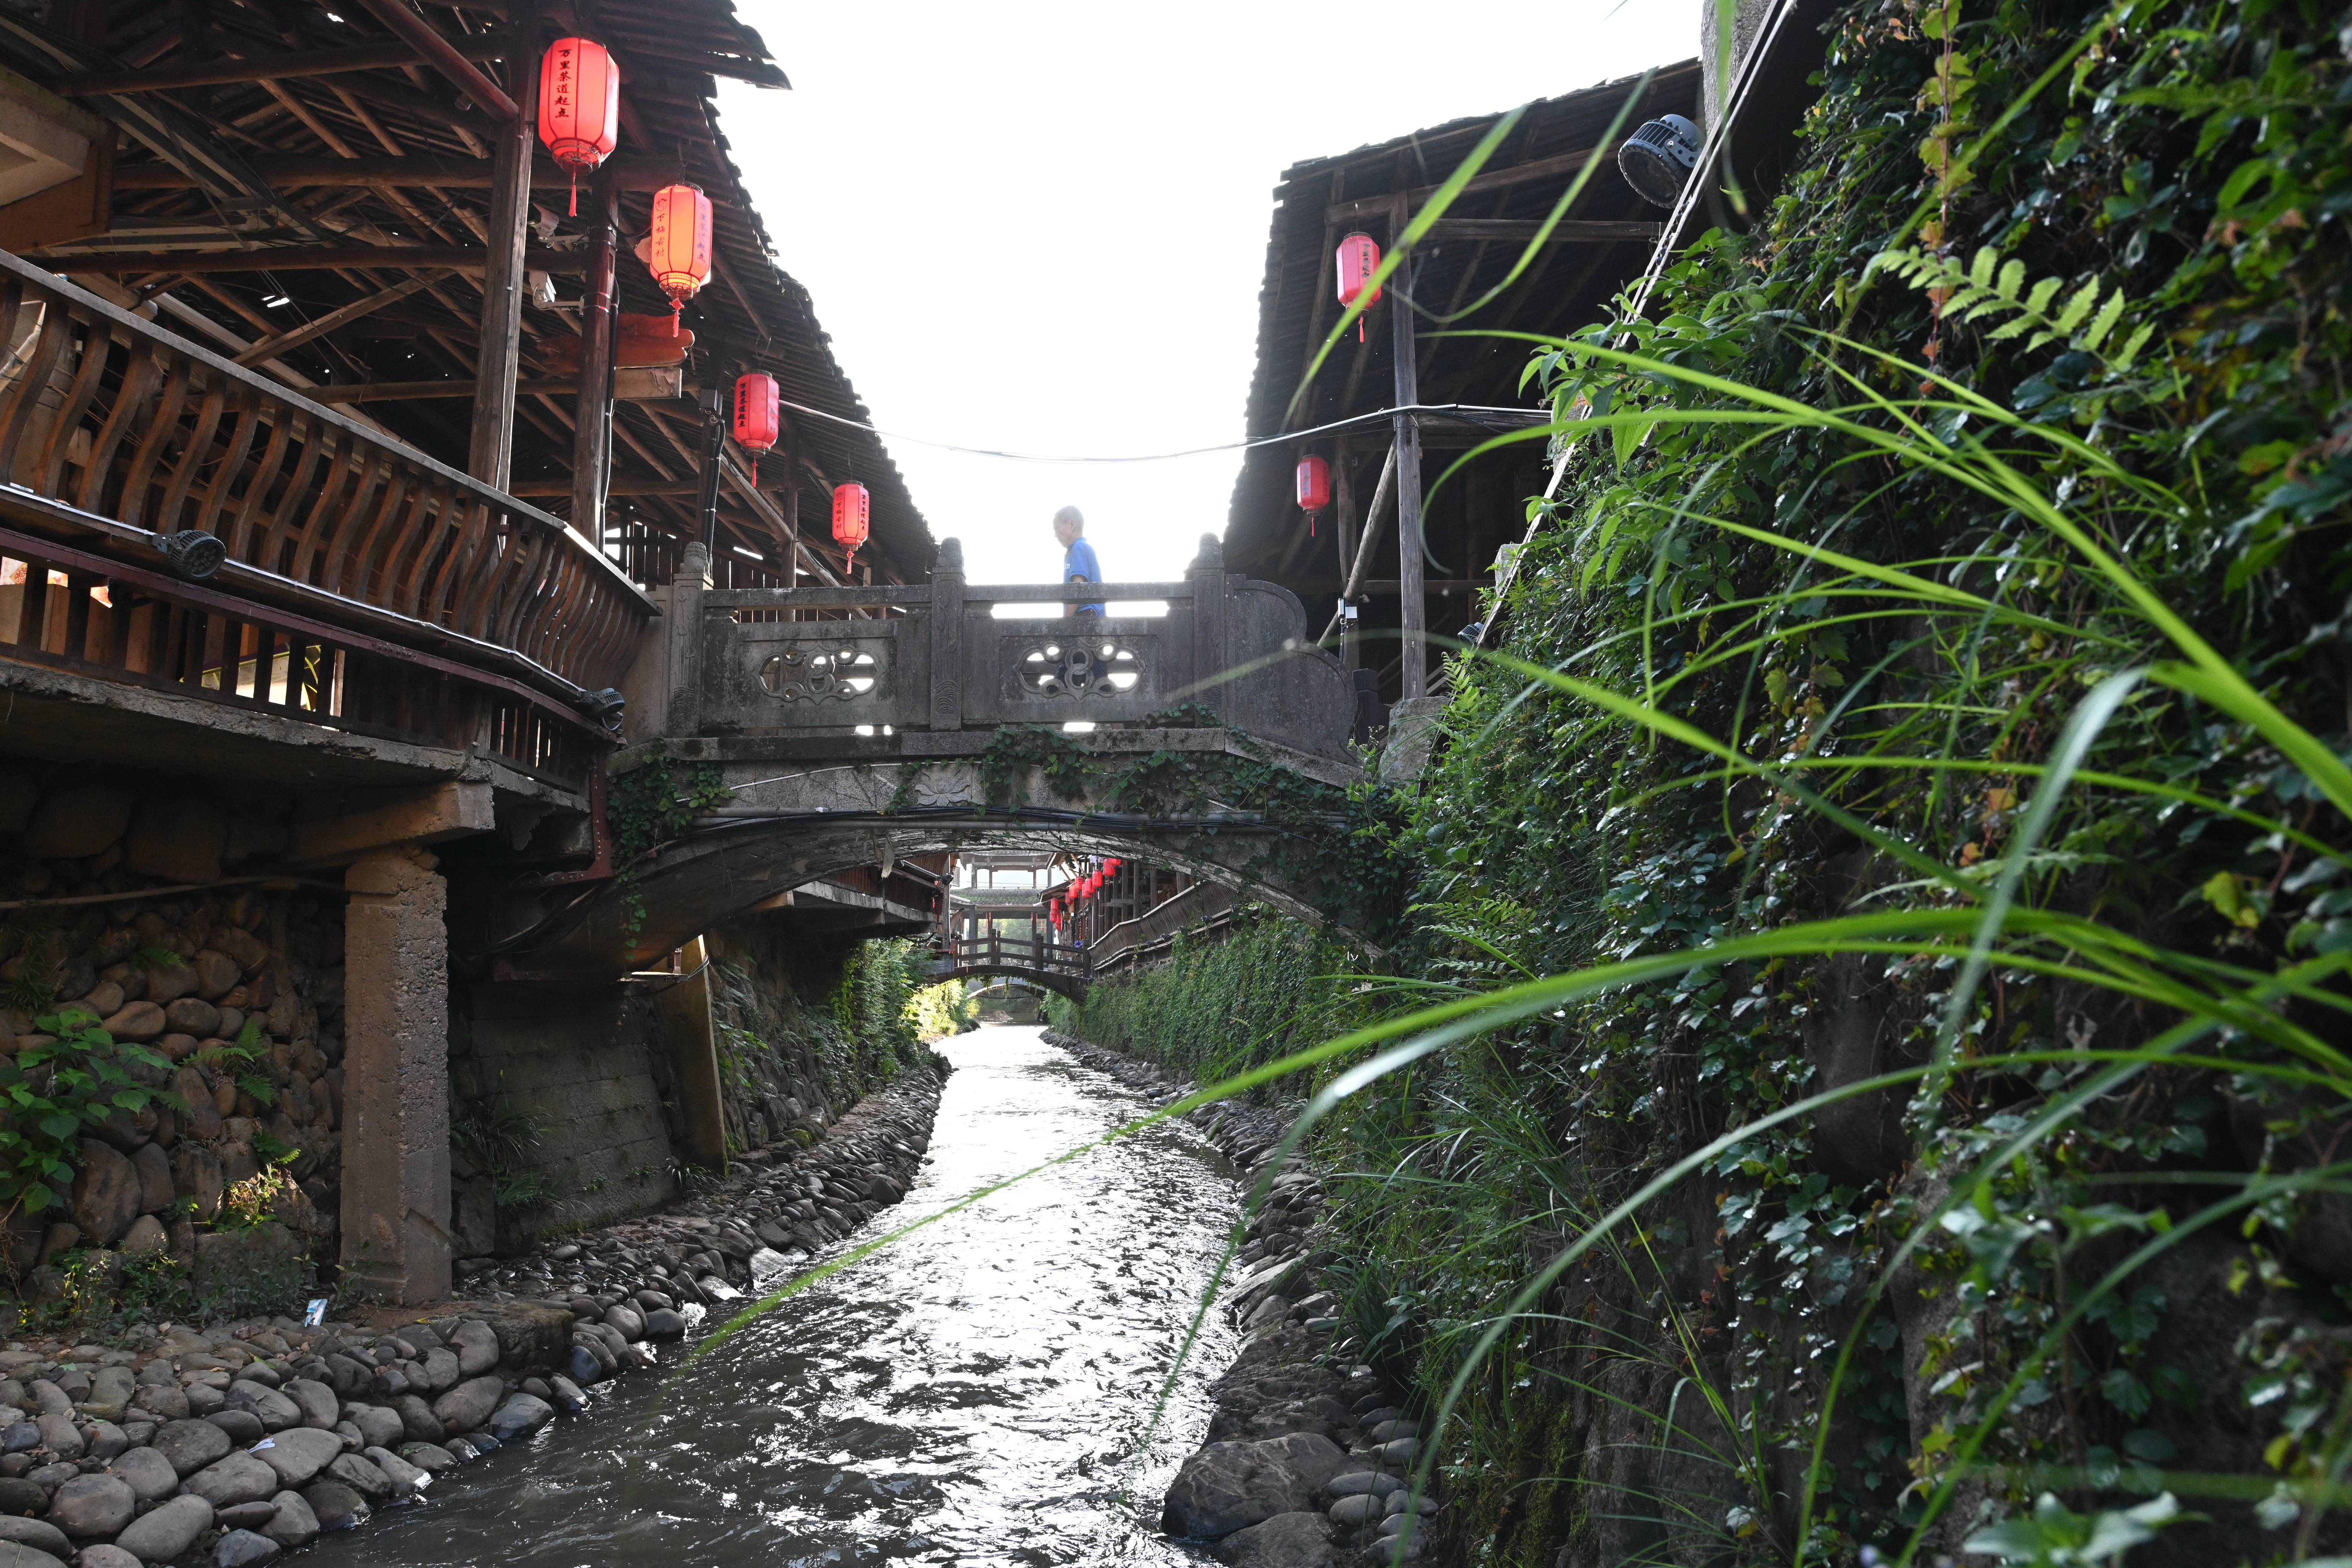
[936,959,1089,1002]
[499,727,1388,973]
[484,534,1396,973]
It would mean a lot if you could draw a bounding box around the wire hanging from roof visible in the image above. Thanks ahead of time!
[768,398,1549,466]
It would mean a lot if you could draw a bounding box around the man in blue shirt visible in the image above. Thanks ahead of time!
[1053,505,1105,618]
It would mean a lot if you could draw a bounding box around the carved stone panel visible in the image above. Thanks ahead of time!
[1016,634,1143,700]
[760,643,880,704]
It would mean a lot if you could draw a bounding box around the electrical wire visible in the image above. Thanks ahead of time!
[773,398,1545,466]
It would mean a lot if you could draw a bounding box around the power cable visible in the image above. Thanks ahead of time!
[773,399,1544,466]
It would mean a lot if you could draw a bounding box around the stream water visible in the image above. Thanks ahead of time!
[303,1025,1239,1567]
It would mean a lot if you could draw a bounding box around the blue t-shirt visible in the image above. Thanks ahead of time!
[1063,536,1105,615]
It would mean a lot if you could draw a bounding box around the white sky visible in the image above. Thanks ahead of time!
[717,2,1694,587]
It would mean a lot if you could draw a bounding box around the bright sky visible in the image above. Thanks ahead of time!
[718,2,1694,587]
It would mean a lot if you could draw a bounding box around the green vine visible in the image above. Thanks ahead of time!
[608,753,733,945]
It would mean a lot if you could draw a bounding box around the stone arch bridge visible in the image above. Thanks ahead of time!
[491,535,1386,972]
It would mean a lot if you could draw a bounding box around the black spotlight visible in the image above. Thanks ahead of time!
[153,530,227,581]
[574,686,627,731]
[1617,114,1702,207]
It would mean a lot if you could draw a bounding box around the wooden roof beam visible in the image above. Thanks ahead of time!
[231,272,444,365]
[114,155,700,191]
[63,35,511,94]
[349,0,518,122]
[1423,218,1662,244]
[41,244,584,272]
[1325,144,1606,223]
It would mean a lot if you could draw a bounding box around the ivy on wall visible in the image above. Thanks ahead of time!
[1078,2,2352,1563]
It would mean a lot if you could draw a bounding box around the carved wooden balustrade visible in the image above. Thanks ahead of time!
[0,251,653,787]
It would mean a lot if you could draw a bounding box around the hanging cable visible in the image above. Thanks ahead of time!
[771,398,1547,466]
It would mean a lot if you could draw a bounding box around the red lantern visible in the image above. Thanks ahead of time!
[1296,455,1329,514]
[647,183,713,335]
[833,482,870,574]
[537,38,618,218]
[1337,232,1381,341]
[732,371,780,485]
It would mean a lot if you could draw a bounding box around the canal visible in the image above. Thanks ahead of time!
[305,1025,1240,1566]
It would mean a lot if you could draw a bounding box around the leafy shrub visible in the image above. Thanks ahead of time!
[0,1015,178,1224]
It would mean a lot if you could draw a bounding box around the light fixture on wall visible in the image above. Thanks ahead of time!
[1617,114,1702,207]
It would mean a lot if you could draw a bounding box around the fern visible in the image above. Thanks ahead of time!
[132,944,187,972]
[1871,245,2156,370]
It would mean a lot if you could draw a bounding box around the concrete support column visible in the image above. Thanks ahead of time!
[339,849,453,1305]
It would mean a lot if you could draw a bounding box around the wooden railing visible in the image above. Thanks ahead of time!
[0,250,654,785]
[938,931,1092,982]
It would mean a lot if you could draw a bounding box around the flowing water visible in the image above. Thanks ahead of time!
[306,1026,1239,1567]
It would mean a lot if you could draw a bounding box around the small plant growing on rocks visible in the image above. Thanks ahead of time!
[0,1014,179,1227]
[217,1161,298,1231]
[14,1247,194,1336]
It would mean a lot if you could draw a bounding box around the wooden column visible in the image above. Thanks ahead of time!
[655,935,727,1175]
[467,95,533,490]
[569,172,620,539]
[1334,449,1359,672]
[781,421,801,583]
[1390,228,1427,701]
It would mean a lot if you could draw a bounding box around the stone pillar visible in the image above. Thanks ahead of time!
[339,849,453,1305]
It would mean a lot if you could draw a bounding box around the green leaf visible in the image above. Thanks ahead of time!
[2054,277,2101,334]
[1995,257,2026,301]
[2081,287,2127,350]
[36,1114,77,1143]
[2110,322,2155,371]
[1970,247,1997,287]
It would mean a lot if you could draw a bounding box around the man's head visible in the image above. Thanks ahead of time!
[1053,505,1084,548]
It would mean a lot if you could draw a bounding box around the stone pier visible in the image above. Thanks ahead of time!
[340,848,454,1304]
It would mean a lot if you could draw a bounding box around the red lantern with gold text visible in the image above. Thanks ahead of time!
[731,371,779,485]
[833,482,871,575]
[537,38,618,217]
[647,183,712,335]
[1297,454,1330,537]
[1336,233,1381,341]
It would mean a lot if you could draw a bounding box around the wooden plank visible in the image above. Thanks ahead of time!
[231,275,439,365]
[63,36,511,94]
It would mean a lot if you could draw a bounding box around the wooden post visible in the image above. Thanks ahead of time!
[1334,449,1359,672]
[467,94,532,490]
[1390,222,1427,701]
[781,417,802,592]
[695,395,726,554]
[569,171,619,540]
[655,935,728,1175]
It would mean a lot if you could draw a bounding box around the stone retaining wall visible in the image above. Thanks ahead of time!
[0,764,348,1307]
[0,1053,952,1566]
[448,985,677,1256]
